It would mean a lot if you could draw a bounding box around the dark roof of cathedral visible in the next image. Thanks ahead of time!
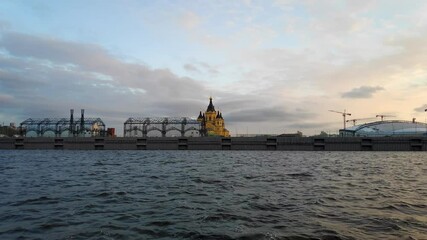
[216,111,223,119]
[197,111,203,119]
[206,97,215,112]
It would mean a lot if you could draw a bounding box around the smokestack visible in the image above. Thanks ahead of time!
[80,109,85,134]
[70,109,74,136]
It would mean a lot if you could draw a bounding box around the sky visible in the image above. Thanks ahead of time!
[1,0,427,136]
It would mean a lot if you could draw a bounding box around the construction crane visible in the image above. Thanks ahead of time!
[376,114,395,121]
[346,117,376,126]
[329,109,351,130]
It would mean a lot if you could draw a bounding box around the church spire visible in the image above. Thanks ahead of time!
[197,111,203,120]
[206,97,215,112]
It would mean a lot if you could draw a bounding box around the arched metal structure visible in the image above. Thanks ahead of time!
[124,117,205,137]
[340,120,427,137]
[19,109,106,137]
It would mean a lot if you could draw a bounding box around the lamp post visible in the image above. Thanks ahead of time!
[425,108,427,136]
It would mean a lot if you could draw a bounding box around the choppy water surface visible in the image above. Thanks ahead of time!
[0,151,426,240]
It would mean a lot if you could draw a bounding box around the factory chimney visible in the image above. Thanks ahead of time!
[80,109,85,135]
[70,109,74,136]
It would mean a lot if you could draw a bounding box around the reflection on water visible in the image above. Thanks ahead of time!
[0,150,426,239]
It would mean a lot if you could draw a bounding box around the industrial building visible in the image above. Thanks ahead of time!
[340,120,427,137]
[0,123,19,137]
[19,109,106,137]
[123,117,202,137]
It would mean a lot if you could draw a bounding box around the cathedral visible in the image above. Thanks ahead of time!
[197,97,230,137]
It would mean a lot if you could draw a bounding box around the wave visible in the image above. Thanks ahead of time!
[10,196,59,206]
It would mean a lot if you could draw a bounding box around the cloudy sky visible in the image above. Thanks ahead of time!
[1,0,427,135]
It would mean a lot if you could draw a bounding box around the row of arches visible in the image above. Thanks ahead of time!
[20,118,106,137]
[123,117,203,137]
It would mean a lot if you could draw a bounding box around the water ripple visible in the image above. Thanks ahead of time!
[0,150,426,239]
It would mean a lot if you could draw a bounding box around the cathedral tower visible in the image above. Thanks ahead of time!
[197,97,230,137]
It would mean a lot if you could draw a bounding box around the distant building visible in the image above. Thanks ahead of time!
[20,109,106,137]
[278,131,303,137]
[0,123,19,137]
[340,120,427,137]
[107,128,116,137]
[197,97,230,137]
[123,117,202,137]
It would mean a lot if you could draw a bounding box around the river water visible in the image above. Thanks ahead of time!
[0,150,426,240]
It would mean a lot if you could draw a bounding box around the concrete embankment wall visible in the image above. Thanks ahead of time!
[0,137,426,151]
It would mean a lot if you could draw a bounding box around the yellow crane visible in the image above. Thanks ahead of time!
[329,109,351,130]
[346,117,376,126]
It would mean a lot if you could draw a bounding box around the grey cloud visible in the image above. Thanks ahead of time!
[144,100,205,117]
[0,31,206,98]
[198,62,220,75]
[284,122,332,130]
[206,94,317,125]
[0,32,111,67]
[227,107,315,123]
[0,20,10,30]
[414,104,427,112]
[0,94,15,108]
[341,86,384,99]
[184,62,220,75]
[184,64,200,72]
[0,30,212,133]
[217,97,261,110]
[208,68,219,75]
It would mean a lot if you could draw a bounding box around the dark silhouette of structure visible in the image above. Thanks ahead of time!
[19,109,106,137]
[123,117,204,137]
